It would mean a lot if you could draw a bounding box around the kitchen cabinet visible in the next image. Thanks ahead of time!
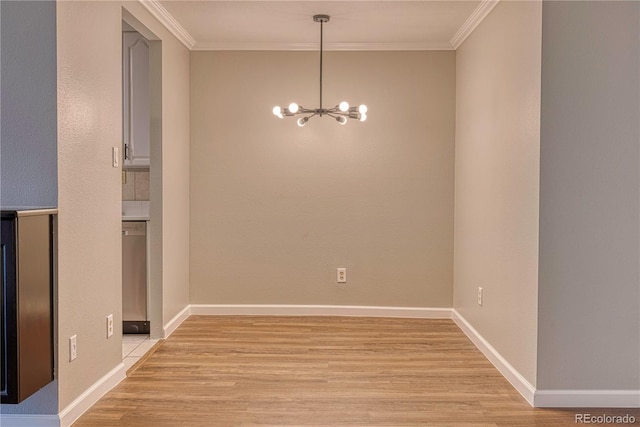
[123,31,150,168]
[1,208,56,404]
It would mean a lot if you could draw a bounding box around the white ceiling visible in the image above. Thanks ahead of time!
[150,1,495,51]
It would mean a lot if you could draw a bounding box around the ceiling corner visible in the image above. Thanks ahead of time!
[138,0,196,50]
[450,0,501,50]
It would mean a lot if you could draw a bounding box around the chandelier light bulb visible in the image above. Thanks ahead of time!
[358,104,368,114]
[359,113,367,122]
[339,101,349,112]
[272,106,283,118]
[336,116,347,125]
[288,103,299,114]
[297,117,308,127]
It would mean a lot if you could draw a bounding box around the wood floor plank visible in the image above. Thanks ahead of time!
[72,316,639,426]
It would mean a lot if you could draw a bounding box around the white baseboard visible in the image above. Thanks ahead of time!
[189,304,452,319]
[534,390,640,408]
[58,363,127,427]
[163,305,191,338]
[0,414,60,427]
[452,309,536,406]
[0,364,126,427]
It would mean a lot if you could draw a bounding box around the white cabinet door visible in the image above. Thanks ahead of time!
[123,32,150,168]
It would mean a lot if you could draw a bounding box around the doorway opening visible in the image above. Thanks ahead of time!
[121,11,163,367]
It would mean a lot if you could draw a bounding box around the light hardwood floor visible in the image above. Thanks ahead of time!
[73,316,638,426]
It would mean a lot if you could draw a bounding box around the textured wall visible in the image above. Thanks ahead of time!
[157,21,191,332]
[0,0,59,415]
[453,1,542,386]
[190,51,455,308]
[0,0,57,207]
[56,0,125,410]
[56,0,190,410]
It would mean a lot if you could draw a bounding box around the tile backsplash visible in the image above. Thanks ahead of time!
[122,170,150,201]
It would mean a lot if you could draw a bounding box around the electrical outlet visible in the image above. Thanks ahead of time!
[477,287,483,306]
[337,268,347,283]
[69,335,77,361]
[107,314,114,338]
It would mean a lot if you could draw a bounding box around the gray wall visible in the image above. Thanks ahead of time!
[0,0,58,415]
[538,1,640,390]
[0,0,57,207]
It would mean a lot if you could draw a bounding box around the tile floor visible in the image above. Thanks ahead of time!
[122,334,159,371]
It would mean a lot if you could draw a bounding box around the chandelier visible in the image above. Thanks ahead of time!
[272,15,368,127]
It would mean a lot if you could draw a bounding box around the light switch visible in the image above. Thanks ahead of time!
[112,146,119,168]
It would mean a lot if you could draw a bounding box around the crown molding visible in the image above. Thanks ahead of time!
[138,0,196,49]
[192,41,454,51]
[139,0,498,52]
[450,0,500,49]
